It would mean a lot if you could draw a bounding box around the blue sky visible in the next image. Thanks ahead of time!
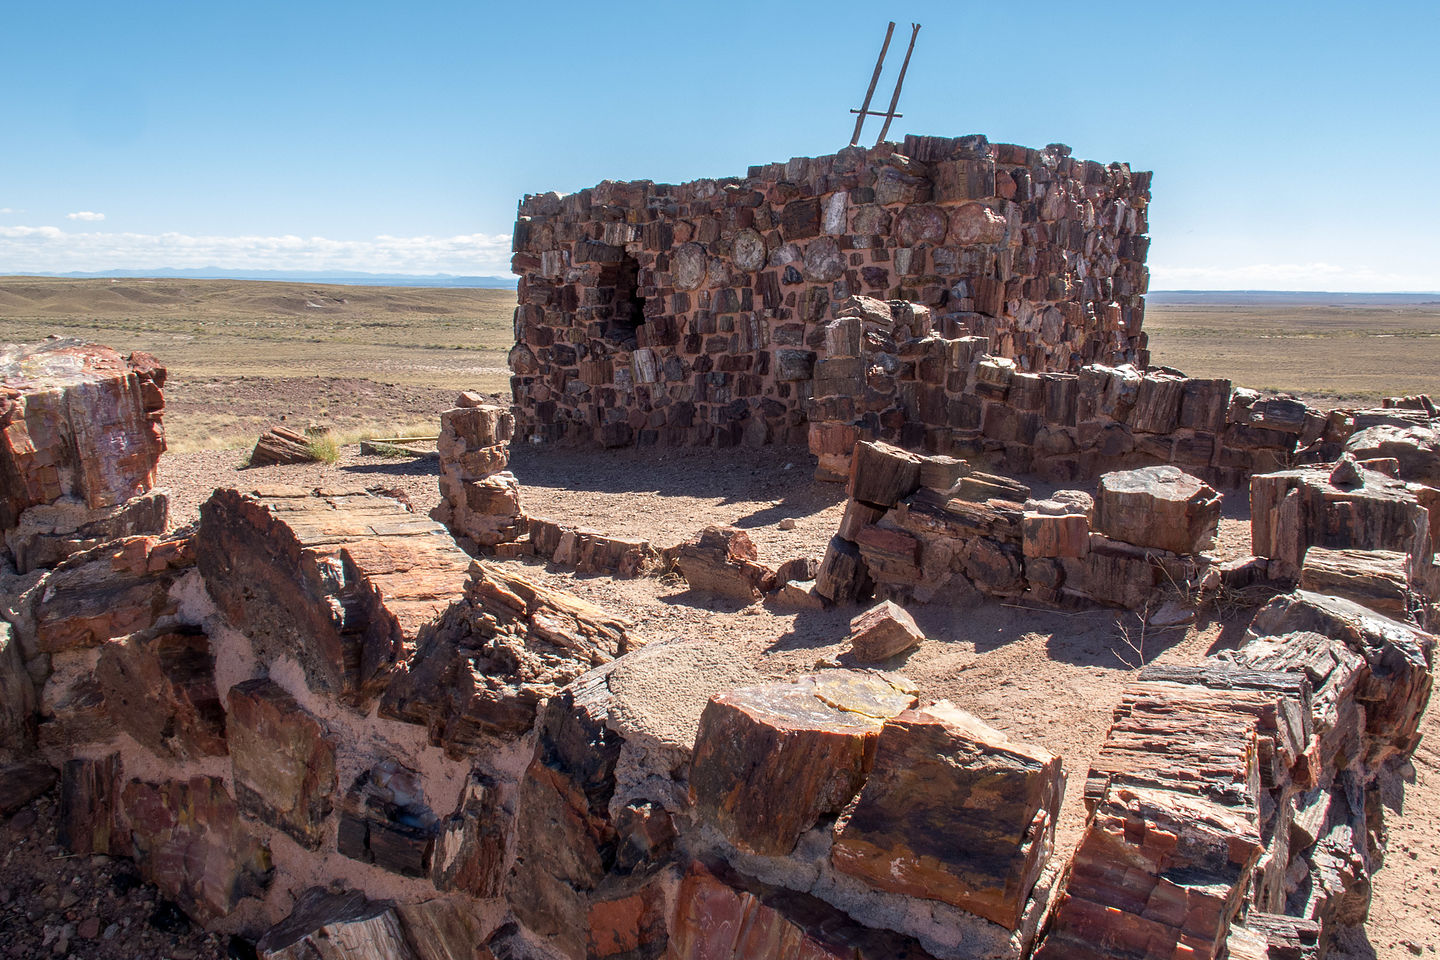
[2,0,1437,290]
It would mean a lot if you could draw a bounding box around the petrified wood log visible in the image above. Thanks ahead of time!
[1250,465,1430,578]
[197,486,472,705]
[57,754,121,856]
[668,860,938,960]
[1227,631,1365,775]
[1083,680,1267,812]
[1021,510,1089,559]
[256,887,481,960]
[809,421,861,483]
[1247,590,1434,768]
[576,531,655,578]
[392,900,486,960]
[95,628,227,760]
[336,759,439,879]
[854,524,923,587]
[0,340,165,535]
[846,599,925,662]
[4,488,168,575]
[1232,913,1321,960]
[919,454,971,492]
[1299,546,1412,618]
[381,562,629,749]
[248,426,318,466]
[1057,535,1166,610]
[837,499,885,540]
[1095,465,1221,555]
[814,535,873,605]
[438,401,512,475]
[675,525,776,600]
[1133,663,1312,794]
[954,472,1033,504]
[831,703,1062,929]
[1344,423,1440,484]
[429,771,506,899]
[0,758,54,815]
[37,664,109,754]
[1130,372,1185,434]
[1035,785,1262,960]
[437,471,526,548]
[0,622,35,759]
[29,532,194,654]
[508,637,756,958]
[258,888,409,960]
[848,440,924,507]
[120,775,272,923]
[689,671,916,856]
[226,678,337,849]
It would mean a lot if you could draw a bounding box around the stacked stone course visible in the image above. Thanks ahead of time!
[806,296,1331,488]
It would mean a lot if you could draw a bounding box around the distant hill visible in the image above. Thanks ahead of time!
[1149,290,1440,306]
[8,268,517,289]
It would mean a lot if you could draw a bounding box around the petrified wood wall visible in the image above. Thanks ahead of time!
[509,134,1152,448]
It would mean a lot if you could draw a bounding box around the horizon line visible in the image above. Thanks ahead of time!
[3,272,1438,298]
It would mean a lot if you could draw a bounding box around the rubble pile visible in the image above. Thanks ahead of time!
[0,473,1084,959]
[1037,591,1434,959]
[816,440,1222,611]
[2,463,1426,960]
[509,135,1152,449]
[1251,456,1438,628]
[1,483,637,949]
[1,339,168,573]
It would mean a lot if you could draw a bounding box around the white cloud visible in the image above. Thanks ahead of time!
[65,211,106,222]
[1151,261,1439,294]
[0,224,515,275]
[0,208,17,214]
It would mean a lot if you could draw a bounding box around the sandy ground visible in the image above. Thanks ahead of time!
[5,422,1430,958]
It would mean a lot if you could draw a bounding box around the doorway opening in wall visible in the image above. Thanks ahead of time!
[600,255,646,349]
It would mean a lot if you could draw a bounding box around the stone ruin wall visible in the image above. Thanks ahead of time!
[508,134,1152,449]
[505,134,1419,501]
[803,296,1333,488]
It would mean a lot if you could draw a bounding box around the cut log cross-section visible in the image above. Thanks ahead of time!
[689,671,916,856]
[196,486,474,705]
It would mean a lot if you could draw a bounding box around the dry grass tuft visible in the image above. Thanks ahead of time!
[306,435,340,463]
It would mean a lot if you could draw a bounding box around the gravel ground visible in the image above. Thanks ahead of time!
[0,793,234,960]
